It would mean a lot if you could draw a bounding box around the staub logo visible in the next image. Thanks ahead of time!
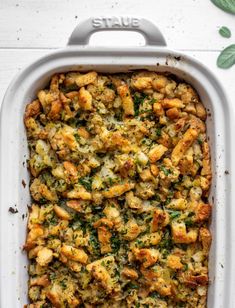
[92,17,140,29]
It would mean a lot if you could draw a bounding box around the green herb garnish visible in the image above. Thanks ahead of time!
[128,282,139,289]
[89,229,100,254]
[79,176,92,191]
[149,98,157,105]
[156,128,162,137]
[111,235,121,253]
[160,166,171,176]
[74,133,80,142]
[185,218,193,227]
[133,93,148,116]
[169,210,181,220]
[59,279,67,290]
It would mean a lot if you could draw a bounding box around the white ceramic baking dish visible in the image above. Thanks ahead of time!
[0,17,234,308]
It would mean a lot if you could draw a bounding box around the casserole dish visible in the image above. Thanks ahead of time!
[0,16,234,307]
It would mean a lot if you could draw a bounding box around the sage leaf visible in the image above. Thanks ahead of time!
[219,26,231,38]
[211,0,235,14]
[217,44,235,68]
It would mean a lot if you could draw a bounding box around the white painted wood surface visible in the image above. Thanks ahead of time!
[0,0,235,117]
[1,1,235,304]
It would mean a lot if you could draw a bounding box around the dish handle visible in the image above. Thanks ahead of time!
[68,16,166,47]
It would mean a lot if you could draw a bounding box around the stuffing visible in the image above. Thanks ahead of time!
[24,71,211,308]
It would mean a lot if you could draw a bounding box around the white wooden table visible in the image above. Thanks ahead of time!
[0,0,235,116]
[1,1,235,305]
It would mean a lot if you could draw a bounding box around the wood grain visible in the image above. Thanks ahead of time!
[0,0,234,50]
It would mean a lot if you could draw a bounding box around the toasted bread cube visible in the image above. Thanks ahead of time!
[48,100,62,120]
[133,232,161,248]
[162,98,184,109]
[121,267,138,280]
[103,182,134,198]
[133,248,159,268]
[86,256,115,293]
[97,226,112,254]
[167,255,183,270]
[30,275,50,287]
[151,209,169,232]
[171,128,198,166]
[24,100,41,121]
[195,203,212,222]
[166,107,179,119]
[78,87,93,110]
[75,71,97,87]
[66,189,92,200]
[63,161,78,183]
[46,285,62,307]
[150,277,172,296]
[66,200,82,212]
[153,102,164,116]
[199,227,212,252]
[148,144,168,163]
[36,247,53,266]
[53,204,71,220]
[117,84,134,116]
[125,191,142,210]
[184,102,196,115]
[196,102,207,120]
[132,77,152,90]
[77,127,90,139]
[24,225,44,251]
[123,219,143,241]
[140,169,153,182]
[30,178,58,202]
[150,164,159,176]
[171,221,198,244]
[93,218,113,228]
[61,245,88,264]
[166,198,187,210]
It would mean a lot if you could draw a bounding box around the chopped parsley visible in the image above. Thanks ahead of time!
[59,279,67,290]
[169,210,181,220]
[149,98,157,104]
[185,218,193,227]
[79,176,92,191]
[89,229,100,255]
[156,128,162,137]
[74,133,80,142]
[128,282,139,289]
[133,92,148,116]
[160,166,172,176]
[159,229,173,252]
[111,235,121,253]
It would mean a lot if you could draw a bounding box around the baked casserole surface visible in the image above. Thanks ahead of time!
[24,71,212,308]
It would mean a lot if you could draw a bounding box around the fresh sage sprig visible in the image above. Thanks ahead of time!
[219,26,231,37]
[217,44,235,68]
[210,0,235,68]
[211,0,235,14]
